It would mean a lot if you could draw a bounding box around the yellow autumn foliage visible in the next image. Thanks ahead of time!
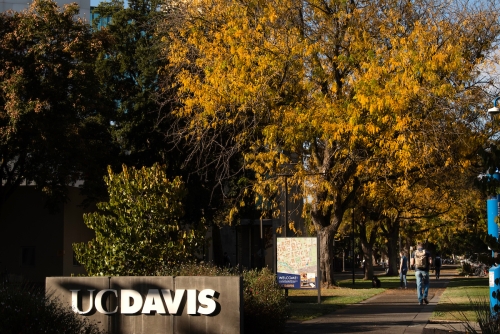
[163,0,500,284]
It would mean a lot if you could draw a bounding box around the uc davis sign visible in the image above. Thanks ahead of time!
[70,288,218,315]
[46,276,243,334]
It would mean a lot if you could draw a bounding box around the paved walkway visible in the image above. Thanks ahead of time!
[285,266,479,334]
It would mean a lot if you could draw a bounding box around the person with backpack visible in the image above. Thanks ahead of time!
[434,253,442,280]
[410,241,433,305]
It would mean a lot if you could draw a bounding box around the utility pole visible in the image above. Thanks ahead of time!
[352,208,355,285]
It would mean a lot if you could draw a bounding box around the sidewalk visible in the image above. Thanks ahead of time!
[285,266,479,334]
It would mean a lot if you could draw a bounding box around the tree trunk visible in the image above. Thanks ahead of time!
[318,225,336,287]
[361,242,374,280]
[310,190,342,287]
[308,154,359,286]
[359,219,377,280]
[372,244,381,266]
[385,219,400,276]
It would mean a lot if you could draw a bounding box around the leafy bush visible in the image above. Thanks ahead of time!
[242,267,291,334]
[446,295,500,334]
[157,262,290,334]
[467,296,500,334]
[73,164,207,276]
[0,284,103,334]
[156,260,234,276]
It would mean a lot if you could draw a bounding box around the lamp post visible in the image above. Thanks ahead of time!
[487,97,500,315]
[285,176,288,237]
[352,207,355,284]
[488,97,500,118]
[278,169,324,237]
[276,172,292,297]
[277,173,292,237]
[278,155,297,237]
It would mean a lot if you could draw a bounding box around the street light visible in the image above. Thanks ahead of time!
[277,173,293,237]
[488,97,500,118]
[277,170,327,237]
[352,208,355,284]
[278,153,298,237]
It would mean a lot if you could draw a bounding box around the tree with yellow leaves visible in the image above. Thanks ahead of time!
[361,171,469,275]
[163,0,500,286]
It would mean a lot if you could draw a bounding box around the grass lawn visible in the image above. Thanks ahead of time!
[288,271,490,323]
[431,277,489,322]
[288,274,401,321]
[337,272,415,289]
[288,287,383,321]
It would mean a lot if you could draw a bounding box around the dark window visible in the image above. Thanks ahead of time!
[21,247,35,266]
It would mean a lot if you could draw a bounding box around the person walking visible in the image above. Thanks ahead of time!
[434,253,442,279]
[410,241,432,305]
[399,250,408,289]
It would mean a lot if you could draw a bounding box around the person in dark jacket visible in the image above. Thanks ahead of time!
[399,250,408,289]
[434,253,442,280]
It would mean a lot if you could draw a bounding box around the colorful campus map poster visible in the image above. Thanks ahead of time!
[277,237,318,289]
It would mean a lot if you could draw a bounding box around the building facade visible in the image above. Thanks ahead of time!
[0,186,95,283]
[0,0,91,19]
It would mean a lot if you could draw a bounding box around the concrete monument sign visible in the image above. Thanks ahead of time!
[46,276,243,334]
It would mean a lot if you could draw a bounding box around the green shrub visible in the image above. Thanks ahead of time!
[73,164,207,276]
[467,296,500,334]
[0,284,103,334]
[156,260,234,276]
[445,295,500,334]
[158,262,290,334]
[242,267,291,334]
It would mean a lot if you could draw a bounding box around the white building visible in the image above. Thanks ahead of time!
[0,0,91,19]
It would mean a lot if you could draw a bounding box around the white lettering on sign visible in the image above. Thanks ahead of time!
[198,289,217,315]
[95,289,118,314]
[142,289,166,314]
[187,289,197,315]
[70,289,218,316]
[161,289,184,314]
[71,289,95,314]
[121,289,142,314]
